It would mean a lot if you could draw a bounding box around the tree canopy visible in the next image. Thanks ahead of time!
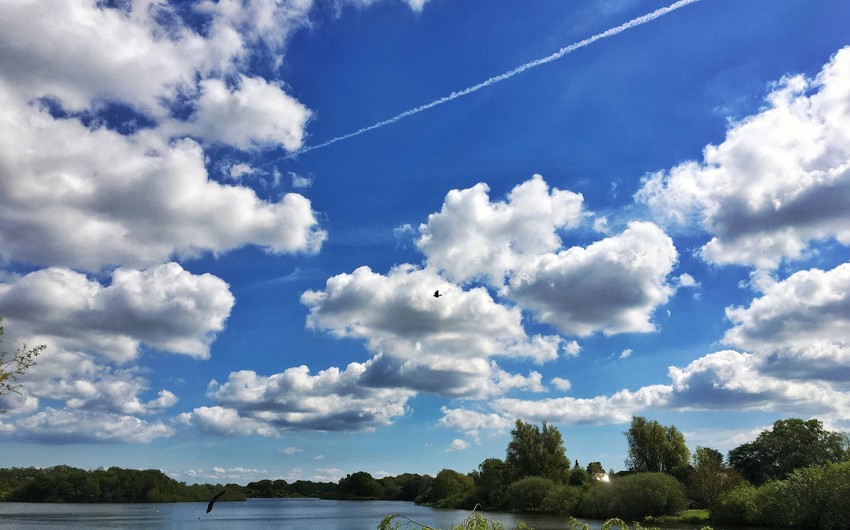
[624,416,690,477]
[505,420,571,483]
[728,418,849,485]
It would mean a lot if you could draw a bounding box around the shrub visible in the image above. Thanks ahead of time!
[609,473,686,521]
[506,476,555,512]
[575,482,616,519]
[710,483,758,526]
[539,484,582,514]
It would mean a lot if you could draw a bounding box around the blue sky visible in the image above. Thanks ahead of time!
[1,0,850,485]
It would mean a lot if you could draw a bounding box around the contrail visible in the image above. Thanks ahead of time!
[286,0,700,158]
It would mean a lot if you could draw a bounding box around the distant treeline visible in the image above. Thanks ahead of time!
[3,416,849,529]
[0,466,245,503]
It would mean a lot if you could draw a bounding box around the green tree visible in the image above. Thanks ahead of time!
[568,462,589,487]
[686,446,743,508]
[0,317,45,410]
[728,418,849,485]
[624,416,690,477]
[609,472,687,521]
[505,420,571,483]
[338,471,383,499]
[426,469,473,507]
[586,462,605,475]
[471,458,509,508]
[507,476,556,512]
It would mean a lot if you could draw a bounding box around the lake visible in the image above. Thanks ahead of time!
[0,498,623,529]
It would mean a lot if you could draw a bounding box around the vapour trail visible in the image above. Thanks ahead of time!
[285,0,700,158]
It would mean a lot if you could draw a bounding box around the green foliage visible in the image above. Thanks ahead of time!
[728,418,849,485]
[585,462,605,476]
[505,420,570,483]
[539,484,582,514]
[608,472,687,521]
[575,482,616,519]
[686,446,743,508]
[338,471,383,499]
[0,317,46,410]
[1,465,244,503]
[506,476,554,512]
[711,459,850,528]
[568,464,589,487]
[470,458,509,509]
[624,417,690,478]
[425,469,474,507]
[710,483,758,526]
[243,478,289,498]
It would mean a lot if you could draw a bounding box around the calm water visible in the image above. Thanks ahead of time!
[0,498,617,529]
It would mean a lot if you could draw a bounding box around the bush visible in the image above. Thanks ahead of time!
[507,476,555,512]
[608,473,686,521]
[575,482,616,519]
[539,484,582,514]
[710,483,759,526]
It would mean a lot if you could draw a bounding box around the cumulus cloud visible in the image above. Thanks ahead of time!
[185,361,416,432]
[637,46,850,269]
[509,222,678,336]
[723,262,850,381]
[668,349,850,417]
[0,408,173,444]
[437,407,513,439]
[177,406,279,437]
[0,0,228,113]
[300,264,562,397]
[0,263,234,362]
[494,384,673,425]
[0,98,326,271]
[302,264,560,363]
[169,75,311,150]
[417,175,585,284]
[447,438,471,451]
[551,377,572,391]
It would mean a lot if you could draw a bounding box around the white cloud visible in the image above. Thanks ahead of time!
[290,171,313,189]
[0,0,227,113]
[636,46,850,269]
[668,349,850,417]
[619,348,633,359]
[551,377,572,391]
[198,361,415,432]
[447,438,471,451]
[493,385,673,425]
[437,407,513,439]
[417,175,585,284]
[0,263,234,362]
[723,262,850,381]
[177,406,279,437]
[280,446,304,456]
[300,264,563,397]
[2,408,173,444]
[0,95,326,271]
[170,75,311,151]
[302,264,560,363]
[508,222,678,336]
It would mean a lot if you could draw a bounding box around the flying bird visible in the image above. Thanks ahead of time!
[433,290,442,298]
[207,490,226,513]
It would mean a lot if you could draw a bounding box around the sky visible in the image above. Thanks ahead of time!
[1,0,850,486]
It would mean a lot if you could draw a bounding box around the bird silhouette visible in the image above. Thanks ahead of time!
[433,290,442,298]
[207,490,226,513]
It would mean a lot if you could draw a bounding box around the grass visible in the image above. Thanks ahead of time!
[647,509,710,526]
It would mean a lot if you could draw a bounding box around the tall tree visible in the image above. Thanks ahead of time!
[728,418,849,485]
[505,420,571,483]
[0,317,45,411]
[624,416,690,477]
[687,446,743,508]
